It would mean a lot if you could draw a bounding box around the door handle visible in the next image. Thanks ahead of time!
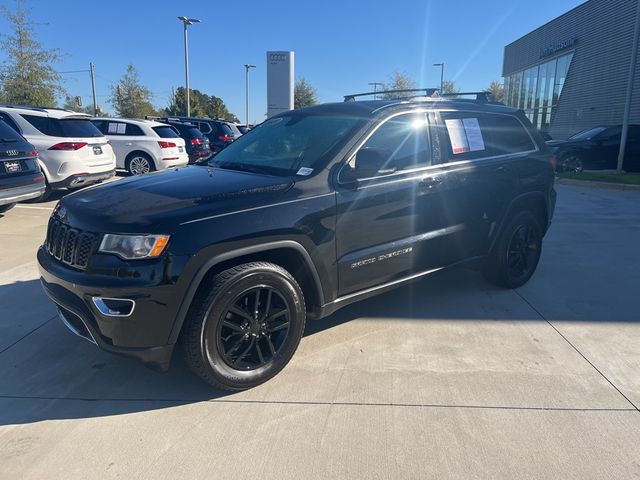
[125,143,133,146]
[419,176,443,189]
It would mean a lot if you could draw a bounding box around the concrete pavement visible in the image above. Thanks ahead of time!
[0,184,639,479]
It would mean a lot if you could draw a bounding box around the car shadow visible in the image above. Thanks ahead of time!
[0,261,637,426]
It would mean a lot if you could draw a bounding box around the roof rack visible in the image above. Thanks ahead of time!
[0,104,76,113]
[440,91,497,103]
[343,88,440,102]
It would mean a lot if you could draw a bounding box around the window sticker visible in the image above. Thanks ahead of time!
[108,122,119,134]
[117,123,126,134]
[445,117,486,154]
[296,167,313,176]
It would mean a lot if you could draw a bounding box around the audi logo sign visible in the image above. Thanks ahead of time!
[5,150,18,156]
[269,53,288,62]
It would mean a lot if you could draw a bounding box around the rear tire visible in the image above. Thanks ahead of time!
[125,152,154,176]
[483,211,543,288]
[181,262,306,391]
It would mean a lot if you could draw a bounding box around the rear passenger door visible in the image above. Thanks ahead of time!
[434,110,538,256]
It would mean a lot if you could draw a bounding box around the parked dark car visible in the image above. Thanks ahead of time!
[156,116,240,154]
[160,121,212,163]
[38,95,555,390]
[0,118,46,214]
[547,125,640,172]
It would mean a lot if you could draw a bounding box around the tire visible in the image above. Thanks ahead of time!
[125,152,154,176]
[559,152,583,173]
[182,262,306,391]
[483,211,543,288]
[0,203,15,214]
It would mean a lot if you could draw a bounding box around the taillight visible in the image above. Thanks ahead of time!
[158,141,176,148]
[218,134,232,142]
[49,142,87,151]
[190,138,203,146]
[550,155,557,172]
[27,149,39,157]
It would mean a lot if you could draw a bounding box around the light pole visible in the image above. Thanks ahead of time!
[433,63,444,93]
[178,16,201,117]
[244,64,256,127]
[368,82,383,99]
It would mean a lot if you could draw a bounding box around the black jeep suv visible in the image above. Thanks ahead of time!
[38,95,556,390]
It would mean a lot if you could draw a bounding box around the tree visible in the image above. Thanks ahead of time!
[0,0,64,106]
[110,64,157,118]
[165,87,239,122]
[486,80,505,103]
[441,79,460,95]
[380,71,417,98]
[61,96,97,115]
[294,78,317,108]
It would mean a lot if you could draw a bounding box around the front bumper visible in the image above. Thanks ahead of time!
[37,246,185,370]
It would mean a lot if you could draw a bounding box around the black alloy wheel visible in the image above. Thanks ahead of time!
[182,262,306,391]
[216,286,291,370]
[483,211,543,288]
[560,153,583,173]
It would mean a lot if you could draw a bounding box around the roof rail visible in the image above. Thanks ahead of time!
[0,104,77,113]
[440,91,498,103]
[343,88,440,102]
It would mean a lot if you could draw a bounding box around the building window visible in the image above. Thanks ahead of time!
[504,52,573,133]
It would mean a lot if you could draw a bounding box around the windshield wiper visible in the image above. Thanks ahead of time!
[1,138,18,142]
[214,163,269,175]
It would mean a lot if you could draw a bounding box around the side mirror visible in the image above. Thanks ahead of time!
[354,148,394,178]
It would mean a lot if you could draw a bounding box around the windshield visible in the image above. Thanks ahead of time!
[210,113,363,176]
[569,126,607,140]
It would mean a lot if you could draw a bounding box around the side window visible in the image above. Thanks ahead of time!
[0,113,21,133]
[105,122,127,135]
[198,122,212,134]
[483,114,536,155]
[125,124,144,136]
[353,112,432,177]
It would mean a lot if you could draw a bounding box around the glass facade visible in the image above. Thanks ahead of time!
[503,52,573,132]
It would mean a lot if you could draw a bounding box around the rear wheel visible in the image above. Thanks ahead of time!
[126,152,154,175]
[182,262,306,391]
[483,211,543,288]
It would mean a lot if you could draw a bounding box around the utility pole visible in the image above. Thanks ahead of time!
[617,0,640,174]
[244,64,256,126]
[89,62,97,116]
[178,16,201,117]
[368,82,383,99]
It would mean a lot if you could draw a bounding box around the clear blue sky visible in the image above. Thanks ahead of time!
[0,0,585,123]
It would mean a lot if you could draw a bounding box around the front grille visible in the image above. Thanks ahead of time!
[45,218,99,270]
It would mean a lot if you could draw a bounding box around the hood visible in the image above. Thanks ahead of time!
[58,166,294,232]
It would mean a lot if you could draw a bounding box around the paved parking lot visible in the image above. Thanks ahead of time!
[1,183,639,479]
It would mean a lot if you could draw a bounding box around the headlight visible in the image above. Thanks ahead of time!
[99,234,170,260]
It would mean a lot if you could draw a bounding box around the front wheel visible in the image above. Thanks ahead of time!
[559,153,583,173]
[483,212,543,288]
[182,262,306,391]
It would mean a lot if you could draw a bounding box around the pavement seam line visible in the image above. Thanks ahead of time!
[0,315,57,355]
[513,289,640,413]
[0,394,637,412]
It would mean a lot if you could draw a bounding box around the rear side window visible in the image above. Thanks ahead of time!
[23,115,102,138]
[0,119,22,140]
[440,112,535,161]
[125,124,144,136]
[152,126,180,138]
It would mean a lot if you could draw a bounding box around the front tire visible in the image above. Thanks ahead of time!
[182,262,306,391]
[483,212,543,288]
[559,152,583,173]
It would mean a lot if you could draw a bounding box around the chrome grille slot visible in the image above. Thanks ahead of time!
[45,218,99,270]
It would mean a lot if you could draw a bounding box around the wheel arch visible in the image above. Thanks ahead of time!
[167,240,325,345]
[125,149,156,170]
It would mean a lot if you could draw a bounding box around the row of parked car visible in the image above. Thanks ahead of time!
[0,105,245,210]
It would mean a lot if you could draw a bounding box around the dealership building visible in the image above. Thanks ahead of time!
[502,0,640,139]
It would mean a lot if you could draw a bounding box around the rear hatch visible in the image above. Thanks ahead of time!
[0,120,40,179]
[152,125,187,159]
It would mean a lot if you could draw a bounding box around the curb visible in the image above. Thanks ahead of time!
[555,177,640,192]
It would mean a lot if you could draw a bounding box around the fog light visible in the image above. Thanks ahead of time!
[92,297,135,317]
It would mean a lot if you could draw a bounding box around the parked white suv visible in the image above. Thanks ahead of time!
[91,118,189,175]
[0,106,116,201]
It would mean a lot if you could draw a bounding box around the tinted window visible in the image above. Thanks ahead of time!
[197,122,212,134]
[91,120,107,134]
[152,126,180,138]
[179,126,204,138]
[126,124,144,136]
[569,127,607,140]
[23,115,102,138]
[0,113,21,133]
[355,112,432,175]
[483,114,536,155]
[0,119,22,141]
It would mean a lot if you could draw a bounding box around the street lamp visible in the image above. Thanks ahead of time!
[178,16,201,117]
[433,63,445,94]
[368,82,383,99]
[244,64,256,127]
